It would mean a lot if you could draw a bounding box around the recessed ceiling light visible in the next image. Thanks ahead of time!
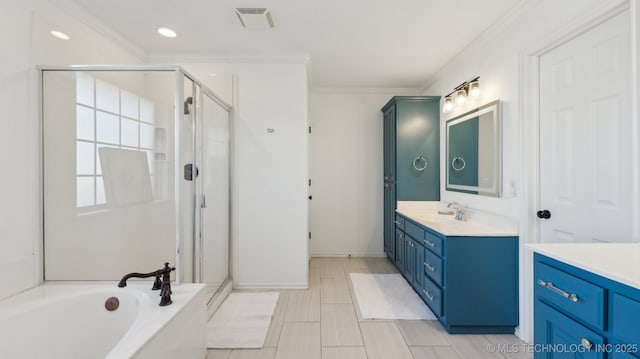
[157,26,177,38]
[50,30,70,40]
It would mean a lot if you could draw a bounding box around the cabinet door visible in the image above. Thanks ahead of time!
[395,229,404,269]
[534,302,604,359]
[383,184,393,258]
[413,240,424,289]
[403,236,412,278]
[383,106,396,181]
[383,107,396,261]
[395,99,439,201]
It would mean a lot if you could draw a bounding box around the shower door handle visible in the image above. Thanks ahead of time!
[201,194,207,209]
[184,163,199,181]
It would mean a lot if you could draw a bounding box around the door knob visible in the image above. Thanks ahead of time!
[536,210,551,219]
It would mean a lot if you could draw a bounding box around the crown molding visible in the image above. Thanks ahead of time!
[418,0,537,93]
[310,87,420,95]
[146,53,311,65]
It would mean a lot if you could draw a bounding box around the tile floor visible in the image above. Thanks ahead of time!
[206,257,532,359]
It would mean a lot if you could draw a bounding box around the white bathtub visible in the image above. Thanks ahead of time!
[0,282,207,359]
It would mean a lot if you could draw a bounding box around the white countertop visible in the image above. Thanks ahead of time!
[396,204,518,237]
[527,243,640,291]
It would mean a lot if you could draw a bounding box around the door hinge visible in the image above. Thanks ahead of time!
[308,126,312,134]
[309,232,311,239]
[308,179,311,186]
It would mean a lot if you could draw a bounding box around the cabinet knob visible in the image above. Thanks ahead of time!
[580,338,592,350]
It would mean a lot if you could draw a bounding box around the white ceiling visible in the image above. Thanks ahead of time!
[61,0,522,88]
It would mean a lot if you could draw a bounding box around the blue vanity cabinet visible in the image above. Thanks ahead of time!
[394,213,519,334]
[534,254,640,359]
[382,97,440,260]
[393,215,427,292]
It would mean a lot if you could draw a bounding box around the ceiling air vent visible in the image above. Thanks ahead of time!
[235,8,274,29]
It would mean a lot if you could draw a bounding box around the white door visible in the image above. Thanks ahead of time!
[539,11,632,243]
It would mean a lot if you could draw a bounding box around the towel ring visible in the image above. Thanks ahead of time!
[412,156,427,171]
[451,156,466,172]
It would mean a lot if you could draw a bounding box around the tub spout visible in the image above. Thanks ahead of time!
[117,270,162,289]
[118,263,176,304]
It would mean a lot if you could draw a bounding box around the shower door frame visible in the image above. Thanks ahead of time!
[38,65,232,300]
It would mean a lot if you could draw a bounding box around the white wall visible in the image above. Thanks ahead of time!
[421,0,638,341]
[308,90,414,256]
[0,0,141,299]
[176,62,310,288]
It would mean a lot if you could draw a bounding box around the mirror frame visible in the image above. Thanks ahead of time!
[445,100,502,197]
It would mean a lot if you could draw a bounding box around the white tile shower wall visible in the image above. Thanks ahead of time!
[0,0,142,299]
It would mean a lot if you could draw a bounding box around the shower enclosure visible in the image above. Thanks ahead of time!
[41,66,231,301]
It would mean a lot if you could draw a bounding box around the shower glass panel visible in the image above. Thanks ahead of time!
[41,67,231,299]
[43,70,177,280]
[180,76,196,283]
[197,91,230,296]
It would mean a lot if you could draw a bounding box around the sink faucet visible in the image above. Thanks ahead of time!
[447,202,467,221]
[118,263,175,306]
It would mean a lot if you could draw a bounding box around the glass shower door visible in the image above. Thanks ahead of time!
[195,90,230,296]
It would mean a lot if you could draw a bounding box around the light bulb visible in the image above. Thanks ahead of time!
[455,89,467,104]
[469,81,480,97]
[443,97,453,113]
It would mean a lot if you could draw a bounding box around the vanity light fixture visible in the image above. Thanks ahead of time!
[50,30,70,40]
[442,76,480,113]
[157,26,177,38]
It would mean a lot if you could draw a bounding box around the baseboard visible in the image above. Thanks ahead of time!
[234,282,309,289]
[309,252,387,258]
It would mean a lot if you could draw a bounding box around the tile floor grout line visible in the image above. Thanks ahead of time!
[347,267,371,359]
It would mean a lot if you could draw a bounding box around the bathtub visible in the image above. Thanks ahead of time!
[0,282,207,359]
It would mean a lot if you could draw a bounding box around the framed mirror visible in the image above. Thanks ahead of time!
[445,100,501,197]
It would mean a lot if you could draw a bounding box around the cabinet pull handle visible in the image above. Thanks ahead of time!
[424,262,435,272]
[399,233,403,238]
[424,239,435,248]
[580,338,592,350]
[422,289,434,301]
[537,279,579,302]
[394,220,402,225]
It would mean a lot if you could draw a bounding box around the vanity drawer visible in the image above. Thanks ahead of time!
[536,302,605,358]
[394,215,405,231]
[423,231,443,257]
[404,220,424,242]
[535,262,605,330]
[423,249,443,287]
[421,275,442,317]
[612,293,640,345]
